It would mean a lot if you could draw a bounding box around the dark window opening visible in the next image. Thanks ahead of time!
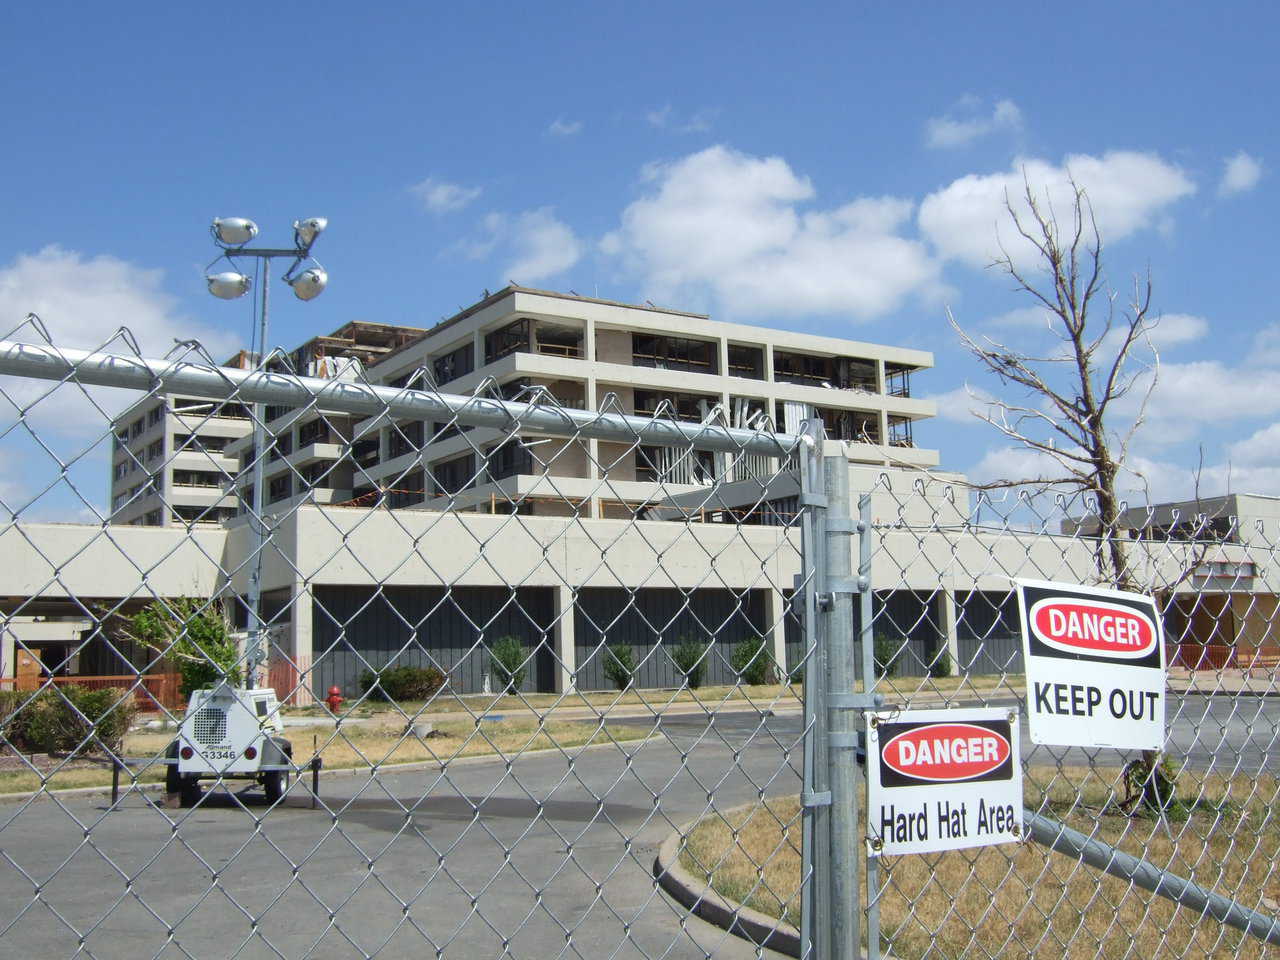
[352,436,380,467]
[633,389,719,423]
[389,421,425,459]
[485,318,530,364]
[636,446,716,485]
[268,475,291,504]
[885,363,913,398]
[888,416,914,448]
[485,440,535,482]
[433,343,474,385]
[632,334,718,374]
[432,453,474,496]
[727,344,764,379]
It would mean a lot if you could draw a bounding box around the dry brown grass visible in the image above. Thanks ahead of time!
[0,716,643,797]
[308,674,1013,723]
[318,683,804,720]
[680,768,1280,959]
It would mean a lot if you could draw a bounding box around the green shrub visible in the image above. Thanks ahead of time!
[127,598,240,697]
[873,637,900,678]
[929,647,953,679]
[1123,751,1185,818]
[0,691,25,744]
[489,636,528,693]
[731,637,773,686]
[360,665,446,702]
[603,643,636,691]
[21,686,136,755]
[671,639,708,689]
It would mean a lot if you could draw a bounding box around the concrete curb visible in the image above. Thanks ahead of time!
[653,812,802,958]
[0,732,665,806]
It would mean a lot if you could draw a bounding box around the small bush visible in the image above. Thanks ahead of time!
[489,636,528,693]
[360,665,446,702]
[1123,751,1185,818]
[929,647,952,679]
[604,644,636,691]
[873,637,900,678]
[731,637,773,686]
[671,639,709,689]
[0,691,24,744]
[20,686,136,755]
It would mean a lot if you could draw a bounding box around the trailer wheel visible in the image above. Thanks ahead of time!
[178,775,202,808]
[263,769,289,804]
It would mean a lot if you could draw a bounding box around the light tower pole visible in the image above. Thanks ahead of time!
[206,217,328,687]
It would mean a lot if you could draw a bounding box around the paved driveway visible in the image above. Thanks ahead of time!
[0,713,799,959]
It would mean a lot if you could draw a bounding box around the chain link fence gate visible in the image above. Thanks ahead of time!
[3,323,1280,959]
[0,323,822,959]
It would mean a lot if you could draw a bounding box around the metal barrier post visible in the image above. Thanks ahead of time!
[823,450,860,960]
[858,492,881,960]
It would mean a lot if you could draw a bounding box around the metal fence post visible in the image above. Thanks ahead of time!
[858,492,881,960]
[799,421,830,960]
[822,449,861,960]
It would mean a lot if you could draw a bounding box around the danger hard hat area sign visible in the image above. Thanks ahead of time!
[1016,578,1166,750]
[867,708,1022,857]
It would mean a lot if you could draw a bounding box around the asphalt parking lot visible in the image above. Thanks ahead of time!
[0,712,800,959]
[1,692,1274,958]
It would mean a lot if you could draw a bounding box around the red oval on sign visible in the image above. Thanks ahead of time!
[1028,598,1157,660]
[882,723,1010,782]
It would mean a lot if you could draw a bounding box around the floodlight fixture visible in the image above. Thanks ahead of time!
[211,217,259,247]
[288,266,327,301]
[206,271,252,300]
[293,217,328,249]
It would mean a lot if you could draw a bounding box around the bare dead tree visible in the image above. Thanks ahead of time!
[948,176,1159,588]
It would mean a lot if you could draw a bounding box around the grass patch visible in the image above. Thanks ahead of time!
[294,675,1015,724]
[680,767,1280,959]
[298,683,805,721]
[0,716,644,796]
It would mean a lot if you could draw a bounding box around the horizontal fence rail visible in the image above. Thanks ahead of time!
[0,339,808,457]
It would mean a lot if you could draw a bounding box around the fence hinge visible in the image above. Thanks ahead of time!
[801,790,832,808]
[799,492,828,509]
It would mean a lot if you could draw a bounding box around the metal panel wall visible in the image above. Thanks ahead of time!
[573,587,767,691]
[311,585,555,696]
[954,589,1024,674]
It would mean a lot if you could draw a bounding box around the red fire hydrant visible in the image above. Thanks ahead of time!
[325,685,344,713]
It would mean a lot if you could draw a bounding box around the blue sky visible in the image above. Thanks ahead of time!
[2,1,1277,515]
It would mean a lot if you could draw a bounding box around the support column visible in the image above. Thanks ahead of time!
[0,623,13,679]
[287,581,315,705]
[937,588,960,676]
[764,587,789,682]
[554,584,577,693]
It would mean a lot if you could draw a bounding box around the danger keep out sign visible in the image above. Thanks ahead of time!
[1015,578,1166,750]
[867,708,1022,856]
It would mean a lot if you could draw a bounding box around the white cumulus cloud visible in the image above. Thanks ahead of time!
[925,98,1022,149]
[1218,151,1263,197]
[548,117,583,136]
[410,177,482,214]
[647,105,716,133]
[919,151,1195,268]
[1099,312,1208,357]
[601,145,941,319]
[0,245,233,357]
[469,208,583,285]
[921,385,999,425]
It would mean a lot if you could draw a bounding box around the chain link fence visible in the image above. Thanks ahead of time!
[0,322,1278,958]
